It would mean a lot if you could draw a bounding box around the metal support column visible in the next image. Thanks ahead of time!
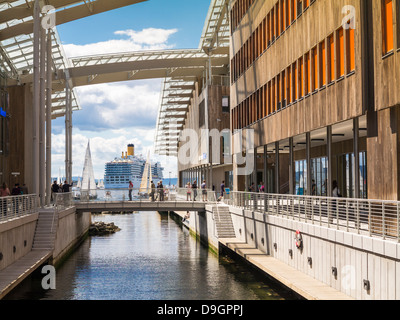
[253,147,257,186]
[263,145,268,189]
[65,79,70,184]
[289,137,294,195]
[32,0,41,197]
[68,86,73,183]
[306,132,312,195]
[353,117,360,198]
[327,126,333,197]
[39,26,46,207]
[275,141,280,194]
[45,30,53,205]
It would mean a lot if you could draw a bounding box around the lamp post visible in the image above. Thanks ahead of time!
[169,171,171,186]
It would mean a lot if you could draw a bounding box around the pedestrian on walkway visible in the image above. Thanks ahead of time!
[201,180,207,201]
[192,180,197,201]
[220,181,225,201]
[150,180,156,202]
[128,181,133,201]
[0,183,10,197]
[186,182,192,201]
[158,180,164,201]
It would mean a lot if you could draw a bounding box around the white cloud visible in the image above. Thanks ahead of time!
[63,27,178,57]
[53,28,179,181]
[72,80,162,131]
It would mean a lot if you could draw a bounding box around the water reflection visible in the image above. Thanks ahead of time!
[5,212,295,300]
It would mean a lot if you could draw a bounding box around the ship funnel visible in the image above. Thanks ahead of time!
[127,144,135,157]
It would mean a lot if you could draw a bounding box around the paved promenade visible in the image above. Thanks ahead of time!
[219,238,354,300]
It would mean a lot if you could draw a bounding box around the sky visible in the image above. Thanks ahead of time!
[52,0,210,181]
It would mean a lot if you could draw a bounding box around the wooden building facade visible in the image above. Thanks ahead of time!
[229,0,400,200]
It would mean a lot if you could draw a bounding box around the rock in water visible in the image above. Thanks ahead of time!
[89,221,121,236]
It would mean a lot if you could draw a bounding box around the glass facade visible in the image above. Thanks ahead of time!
[295,152,367,198]
[337,151,367,199]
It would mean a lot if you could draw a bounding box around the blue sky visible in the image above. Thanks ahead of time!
[52,0,210,180]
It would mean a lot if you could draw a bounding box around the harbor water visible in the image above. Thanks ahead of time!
[4,211,297,300]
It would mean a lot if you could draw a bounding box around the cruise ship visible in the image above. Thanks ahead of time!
[104,144,164,189]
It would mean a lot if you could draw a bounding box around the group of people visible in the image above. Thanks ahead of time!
[186,180,209,201]
[0,183,28,197]
[51,180,72,194]
[248,182,265,193]
[128,180,168,202]
[149,180,165,202]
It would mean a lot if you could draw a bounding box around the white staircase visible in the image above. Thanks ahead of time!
[212,205,236,239]
[32,209,59,251]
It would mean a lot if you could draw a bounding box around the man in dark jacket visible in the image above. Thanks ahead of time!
[62,181,71,193]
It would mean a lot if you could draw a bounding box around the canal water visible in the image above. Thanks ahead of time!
[5,212,296,300]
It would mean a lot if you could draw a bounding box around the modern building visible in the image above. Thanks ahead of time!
[228,0,400,201]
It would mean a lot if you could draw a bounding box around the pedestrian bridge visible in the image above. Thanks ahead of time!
[75,200,208,213]
[73,188,215,213]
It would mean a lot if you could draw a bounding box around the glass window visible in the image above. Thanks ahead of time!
[347,27,355,72]
[328,34,335,83]
[319,40,326,87]
[337,27,345,77]
[312,46,318,91]
[382,0,394,55]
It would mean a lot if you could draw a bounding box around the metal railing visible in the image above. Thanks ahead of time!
[0,194,38,223]
[224,192,400,242]
[72,188,218,203]
[53,192,74,210]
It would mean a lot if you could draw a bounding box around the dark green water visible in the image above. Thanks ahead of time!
[5,212,296,300]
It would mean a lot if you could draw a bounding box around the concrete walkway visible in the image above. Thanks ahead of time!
[219,238,354,300]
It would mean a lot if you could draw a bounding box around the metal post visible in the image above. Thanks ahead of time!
[275,141,280,194]
[289,137,294,195]
[306,132,311,195]
[45,30,53,206]
[68,87,73,183]
[39,26,46,207]
[353,117,360,198]
[327,126,333,197]
[65,79,70,183]
[32,0,40,197]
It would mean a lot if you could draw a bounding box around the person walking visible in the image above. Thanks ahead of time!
[150,180,156,202]
[51,180,59,202]
[11,183,22,195]
[0,183,10,197]
[128,181,133,201]
[21,184,28,195]
[332,180,341,197]
[220,181,225,200]
[158,180,164,201]
[192,180,197,201]
[186,182,192,201]
[0,182,10,218]
[201,180,207,201]
[331,180,342,223]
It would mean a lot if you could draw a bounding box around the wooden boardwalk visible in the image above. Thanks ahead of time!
[0,250,52,299]
[219,238,354,300]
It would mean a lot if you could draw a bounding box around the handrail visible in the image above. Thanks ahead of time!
[72,188,217,204]
[225,191,400,242]
[0,194,38,223]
